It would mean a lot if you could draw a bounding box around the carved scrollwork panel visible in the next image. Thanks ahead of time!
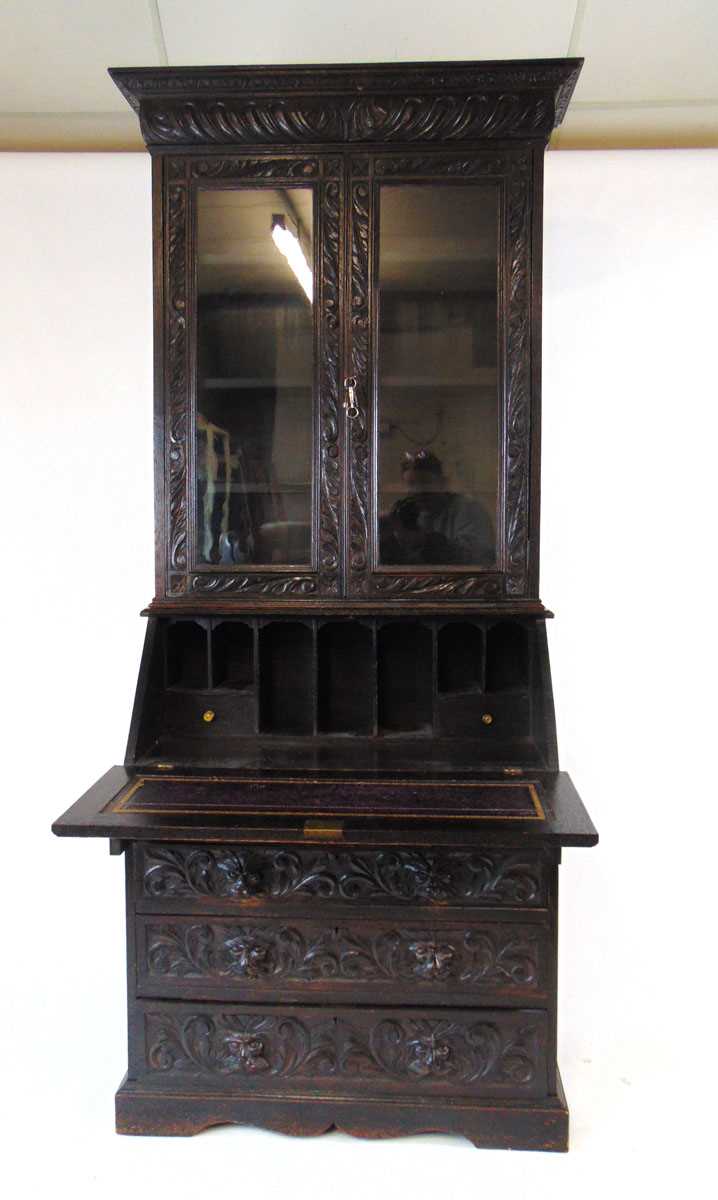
[144,1006,546,1095]
[190,157,320,179]
[166,181,189,579]
[144,920,543,993]
[140,845,546,907]
[347,177,371,593]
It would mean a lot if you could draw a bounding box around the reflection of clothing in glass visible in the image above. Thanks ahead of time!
[380,491,495,566]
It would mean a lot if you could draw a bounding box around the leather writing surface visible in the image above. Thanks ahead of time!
[111,775,543,820]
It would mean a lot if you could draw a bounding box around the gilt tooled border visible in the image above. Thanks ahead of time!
[109,775,544,821]
[163,156,341,598]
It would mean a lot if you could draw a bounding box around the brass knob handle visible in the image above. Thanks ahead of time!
[202,709,216,723]
[481,713,493,726]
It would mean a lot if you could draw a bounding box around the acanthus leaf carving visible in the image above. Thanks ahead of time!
[141,845,545,907]
[166,182,188,576]
[145,1007,543,1092]
[347,179,371,592]
[145,921,541,992]
[190,157,319,179]
[188,574,318,596]
[317,178,342,590]
[140,93,554,148]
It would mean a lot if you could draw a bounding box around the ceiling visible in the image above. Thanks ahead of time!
[2,0,716,151]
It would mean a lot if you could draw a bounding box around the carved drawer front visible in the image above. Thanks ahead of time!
[137,915,550,1004]
[137,843,548,910]
[139,1002,549,1100]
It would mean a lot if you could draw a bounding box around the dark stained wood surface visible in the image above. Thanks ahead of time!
[53,58,596,1151]
[52,766,597,847]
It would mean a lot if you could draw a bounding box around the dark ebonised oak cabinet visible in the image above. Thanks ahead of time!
[53,59,597,1150]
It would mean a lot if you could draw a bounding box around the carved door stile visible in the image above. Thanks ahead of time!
[346,154,373,595]
[160,152,345,601]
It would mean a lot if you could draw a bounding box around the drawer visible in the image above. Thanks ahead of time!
[436,690,530,739]
[137,843,549,910]
[138,1001,549,1101]
[161,690,255,737]
[137,914,551,1004]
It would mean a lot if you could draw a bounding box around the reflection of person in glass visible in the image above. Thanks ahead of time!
[380,449,494,566]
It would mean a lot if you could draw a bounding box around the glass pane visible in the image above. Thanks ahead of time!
[195,187,314,566]
[377,184,498,568]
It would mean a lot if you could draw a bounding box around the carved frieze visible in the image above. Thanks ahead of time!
[139,93,555,148]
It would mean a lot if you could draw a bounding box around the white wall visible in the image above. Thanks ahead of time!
[1,150,716,1195]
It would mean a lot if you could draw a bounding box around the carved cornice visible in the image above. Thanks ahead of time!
[110,60,582,146]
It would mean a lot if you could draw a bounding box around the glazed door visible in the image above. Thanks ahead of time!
[346,151,537,600]
[160,154,343,600]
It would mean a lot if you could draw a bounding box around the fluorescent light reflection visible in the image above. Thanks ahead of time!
[271,214,313,302]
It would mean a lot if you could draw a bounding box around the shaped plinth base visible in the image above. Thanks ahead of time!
[116,1069,569,1152]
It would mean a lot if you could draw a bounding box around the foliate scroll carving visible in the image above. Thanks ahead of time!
[318,180,342,589]
[139,93,554,148]
[190,157,319,179]
[504,153,533,596]
[188,575,318,596]
[324,156,343,177]
[347,179,371,593]
[141,845,545,907]
[145,1008,543,1092]
[373,575,503,598]
[145,921,541,992]
[166,183,188,576]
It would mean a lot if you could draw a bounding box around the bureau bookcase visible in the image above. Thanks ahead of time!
[53,58,597,1151]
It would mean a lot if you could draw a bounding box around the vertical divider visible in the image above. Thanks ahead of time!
[478,620,487,692]
[251,619,260,734]
[431,620,439,734]
[311,620,319,737]
[370,618,379,737]
[206,619,215,689]
[204,621,212,690]
[162,620,170,690]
